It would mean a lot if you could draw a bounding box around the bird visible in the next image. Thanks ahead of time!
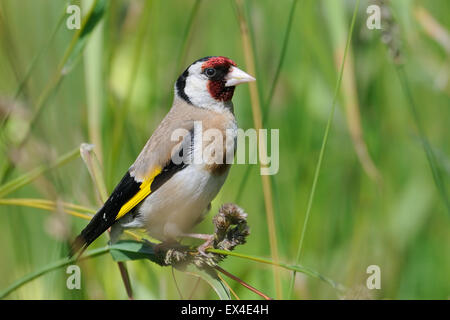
[71,56,255,257]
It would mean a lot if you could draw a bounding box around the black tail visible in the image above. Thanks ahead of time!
[69,207,111,259]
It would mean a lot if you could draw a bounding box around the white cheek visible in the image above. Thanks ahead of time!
[184,75,216,107]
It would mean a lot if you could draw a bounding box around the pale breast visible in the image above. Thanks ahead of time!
[138,163,230,241]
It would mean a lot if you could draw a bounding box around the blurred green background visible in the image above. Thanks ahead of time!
[0,0,449,299]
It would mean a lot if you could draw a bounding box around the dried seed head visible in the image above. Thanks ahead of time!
[160,203,250,270]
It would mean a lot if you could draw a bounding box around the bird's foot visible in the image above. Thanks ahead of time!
[197,235,215,257]
[181,233,215,257]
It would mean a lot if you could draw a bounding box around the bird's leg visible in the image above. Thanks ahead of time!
[181,233,215,256]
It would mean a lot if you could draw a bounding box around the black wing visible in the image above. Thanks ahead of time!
[70,154,188,258]
[70,171,141,257]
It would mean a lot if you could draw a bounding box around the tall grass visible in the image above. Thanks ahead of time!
[289,0,361,297]
[234,0,282,299]
[0,0,449,299]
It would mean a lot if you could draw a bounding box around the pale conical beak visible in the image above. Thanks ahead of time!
[225,66,256,87]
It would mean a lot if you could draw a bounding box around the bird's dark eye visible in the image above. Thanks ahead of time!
[205,68,216,78]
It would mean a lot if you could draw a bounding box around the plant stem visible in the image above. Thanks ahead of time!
[235,0,299,204]
[80,143,108,204]
[0,242,344,299]
[188,277,201,299]
[0,1,67,135]
[83,0,105,164]
[289,0,360,298]
[80,143,134,299]
[217,273,240,300]
[0,147,80,198]
[0,197,141,240]
[108,0,152,187]
[208,248,345,292]
[0,0,103,183]
[0,198,95,213]
[234,0,282,299]
[215,266,272,300]
[175,0,202,74]
[0,247,109,299]
[395,65,450,215]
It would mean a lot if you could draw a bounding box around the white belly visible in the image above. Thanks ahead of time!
[137,164,229,241]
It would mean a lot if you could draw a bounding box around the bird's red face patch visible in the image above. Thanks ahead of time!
[201,57,237,70]
[202,57,237,102]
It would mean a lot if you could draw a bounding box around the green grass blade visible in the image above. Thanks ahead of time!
[183,266,232,300]
[234,0,288,298]
[0,146,80,198]
[110,240,232,300]
[0,246,109,299]
[0,0,107,183]
[0,2,68,135]
[395,66,450,215]
[288,0,361,298]
[175,0,202,74]
[107,0,153,187]
[0,235,345,299]
[207,248,345,292]
[234,0,299,204]
[83,0,105,165]
[80,143,108,204]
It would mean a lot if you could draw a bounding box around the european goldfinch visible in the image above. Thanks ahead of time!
[71,56,255,256]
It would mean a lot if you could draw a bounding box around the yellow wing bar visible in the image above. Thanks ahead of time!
[115,167,162,220]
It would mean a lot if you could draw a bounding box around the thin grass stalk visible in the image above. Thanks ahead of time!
[208,248,345,292]
[0,198,95,213]
[340,51,381,183]
[380,1,450,216]
[234,165,253,203]
[262,0,299,123]
[0,0,103,183]
[288,0,361,298]
[80,144,108,204]
[324,0,381,183]
[171,267,184,299]
[216,273,240,300]
[414,6,450,54]
[0,240,343,299]
[0,246,110,299]
[188,277,202,299]
[0,2,67,135]
[395,65,450,215]
[108,0,152,185]
[175,0,202,75]
[0,198,94,220]
[0,198,141,241]
[0,197,94,213]
[80,143,134,299]
[234,0,282,299]
[27,0,102,134]
[0,3,32,103]
[0,146,80,198]
[235,0,299,204]
[215,266,272,300]
[83,0,105,164]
